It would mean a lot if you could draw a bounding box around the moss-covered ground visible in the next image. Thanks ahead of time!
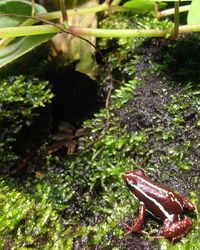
[0,13,200,250]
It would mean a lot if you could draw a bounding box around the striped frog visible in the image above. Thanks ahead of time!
[123,169,195,243]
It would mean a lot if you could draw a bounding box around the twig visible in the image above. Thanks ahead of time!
[82,73,114,153]
[105,74,113,129]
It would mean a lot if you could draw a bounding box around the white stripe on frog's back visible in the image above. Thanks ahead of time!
[128,173,169,194]
[127,173,183,210]
[127,179,174,219]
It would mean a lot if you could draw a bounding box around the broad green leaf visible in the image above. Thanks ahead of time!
[75,39,97,78]
[123,0,155,12]
[0,1,54,68]
[75,0,97,77]
[0,0,47,28]
[187,0,200,24]
[0,34,53,69]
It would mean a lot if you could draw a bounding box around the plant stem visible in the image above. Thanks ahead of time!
[31,0,35,16]
[19,3,130,27]
[59,0,68,24]
[159,5,190,17]
[179,25,200,33]
[39,3,109,22]
[12,2,109,28]
[70,26,167,38]
[0,3,110,48]
[71,25,200,37]
[0,25,60,38]
[172,0,180,39]
[1,24,200,39]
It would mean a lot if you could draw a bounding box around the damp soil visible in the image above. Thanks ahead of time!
[116,73,200,189]
[54,35,200,249]
[1,62,102,175]
[42,65,101,127]
[1,34,200,249]
[115,36,200,193]
[110,36,200,249]
[141,34,200,85]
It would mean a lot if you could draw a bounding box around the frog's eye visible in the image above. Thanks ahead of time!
[133,169,145,176]
[124,169,145,177]
[123,175,137,186]
[125,179,138,195]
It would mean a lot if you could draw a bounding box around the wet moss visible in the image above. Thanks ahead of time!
[0,12,200,250]
[0,75,53,173]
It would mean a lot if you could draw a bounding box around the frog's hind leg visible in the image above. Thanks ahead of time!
[162,217,193,244]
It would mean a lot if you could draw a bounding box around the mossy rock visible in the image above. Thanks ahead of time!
[0,13,200,250]
[0,75,53,174]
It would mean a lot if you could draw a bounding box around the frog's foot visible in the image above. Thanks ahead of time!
[123,203,146,234]
[123,223,139,234]
[123,223,149,236]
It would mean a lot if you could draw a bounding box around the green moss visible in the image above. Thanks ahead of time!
[0,75,53,171]
[79,78,200,248]
[0,12,200,250]
[97,12,172,89]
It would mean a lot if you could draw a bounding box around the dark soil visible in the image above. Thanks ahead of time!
[1,33,200,249]
[138,34,200,85]
[112,36,200,249]
[115,35,200,191]
[44,66,100,127]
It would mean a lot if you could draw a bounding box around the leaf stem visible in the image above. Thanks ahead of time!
[159,5,190,17]
[72,25,200,37]
[40,2,109,22]
[0,25,60,38]
[31,0,36,16]
[1,24,200,39]
[70,26,167,38]
[1,20,200,39]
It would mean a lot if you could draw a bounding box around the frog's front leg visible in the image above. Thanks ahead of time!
[124,203,146,234]
[162,216,193,244]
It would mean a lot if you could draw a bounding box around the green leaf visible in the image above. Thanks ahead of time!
[0,34,54,69]
[0,1,54,68]
[75,39,97,78]
[187,0,200,24]
[124,0,167,12]
[0,0,47,28]
[123,0,155,12]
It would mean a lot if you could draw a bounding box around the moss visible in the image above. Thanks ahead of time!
[0,12,200,250]
[79,77,200,249]
[97,12,172,93]
[0,178,88,249]
[0,75,53,172]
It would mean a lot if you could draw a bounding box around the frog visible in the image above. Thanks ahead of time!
[123,169,195,243]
